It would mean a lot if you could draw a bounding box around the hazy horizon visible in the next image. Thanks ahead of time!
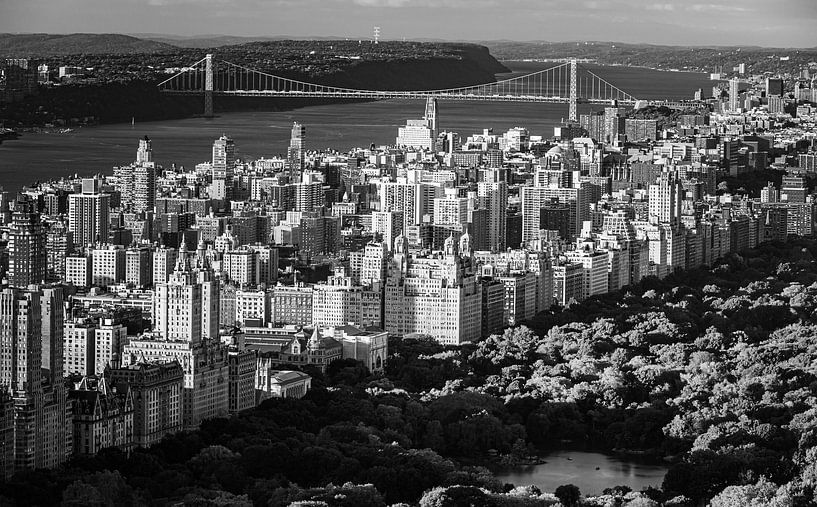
[1,0,815,48]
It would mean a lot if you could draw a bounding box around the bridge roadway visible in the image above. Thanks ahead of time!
[160,88,698,109]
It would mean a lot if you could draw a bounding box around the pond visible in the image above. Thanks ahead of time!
[494,450,669,496]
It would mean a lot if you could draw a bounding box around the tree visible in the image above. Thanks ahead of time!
[419,486,490,507]
[554,484,581,506]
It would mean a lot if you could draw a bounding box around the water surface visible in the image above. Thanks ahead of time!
[494,450,668,495]
[0,63,712,193]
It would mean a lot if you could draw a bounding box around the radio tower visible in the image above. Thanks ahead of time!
[373,26,381,44]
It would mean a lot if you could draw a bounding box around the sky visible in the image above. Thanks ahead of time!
[0,0,816,47]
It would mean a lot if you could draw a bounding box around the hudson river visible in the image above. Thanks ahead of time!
[0,63,713,193]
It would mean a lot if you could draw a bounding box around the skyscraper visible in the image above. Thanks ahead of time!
[7,196,47,287]
[648,173,683,227]
[0,286,69,474]
[766,77,784,97]
[385,233,481,345]
[424,97,438,140]
[729,78,740,112]
[153,240,203,343]
[68,178,110,249]
[133,164,156,213]
[124,239,229,430]
[211,135,235,200]
[136,135,153,164]
[478,169,508,251]
[288,122,306,178]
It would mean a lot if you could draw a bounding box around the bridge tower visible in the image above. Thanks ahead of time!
[204,53,214,118]
[568,58,578,123]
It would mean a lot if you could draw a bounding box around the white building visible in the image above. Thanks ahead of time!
[312,269,383,329]
[396,119,433,150]
[385,233,482,345]
[92,244,125,288]
[333,326,388,373]
[65,255,92,288]
[235,289,271,325]
[64,321,95,376]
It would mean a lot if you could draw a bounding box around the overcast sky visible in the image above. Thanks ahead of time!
[1,0,815,47]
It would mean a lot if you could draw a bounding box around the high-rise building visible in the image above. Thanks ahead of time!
[211,135,235,200]
[136,136,153,164]
[227,347,257,415]
[133,164,156,213]
[424,97,438,141]
[648,173,683,227]
[126,246,153,288]
[45,220,72,283]
[65,254,92,287]
[114,137,157,213]
[7,196,47,287]
[371,210,403,252]
[385,233,482,345]
[0,286,70,474]
[396,119,434,150]
[153,241,203,343]
[766,77,784,97]
[288,122,306,177]
[312,269,383,329]
[564,238,610,300]
[68,376,134,456]
[91,244,126,288]
[68,178,110,249]
[477,171,508,252]
[64,320,96,376]
[124,240,229,430]
[729,78,740,112]
[781,176,807,203]
[379,180,442,232]
[109,362,184,448]
[152,245,178,286]
[520,184,589,243]
[433,193,469,226]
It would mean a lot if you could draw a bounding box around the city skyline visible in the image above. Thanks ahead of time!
[1,0,816,48]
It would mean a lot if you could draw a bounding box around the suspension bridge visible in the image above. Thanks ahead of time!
[158,54,698,120]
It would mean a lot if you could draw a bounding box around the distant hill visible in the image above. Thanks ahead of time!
[478,40,817,74]
[0,33,175,57]
[137,34,363,49]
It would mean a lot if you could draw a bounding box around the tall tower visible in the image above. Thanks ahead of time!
[7,196,47,287]
[136,136,153,164]
[288,122,306,179]
[0,286,68,473]
[569,59,578,123]
[211,135,235,200]
[133,164,156,213]
[153,239,203,343]
[204,53,214,118]
[424,97,438,140]
[729,78,740,112]
[478,169,508,252]
[648,173,683,228]
[68,178,110,249]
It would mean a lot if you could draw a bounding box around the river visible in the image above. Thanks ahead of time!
[494,450,668,496]
[0,62,713,193]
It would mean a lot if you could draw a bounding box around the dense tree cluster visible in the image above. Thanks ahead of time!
[5,239,817,505]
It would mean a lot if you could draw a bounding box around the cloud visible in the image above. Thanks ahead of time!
[687,3,752,13]
[646,3,676,11]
